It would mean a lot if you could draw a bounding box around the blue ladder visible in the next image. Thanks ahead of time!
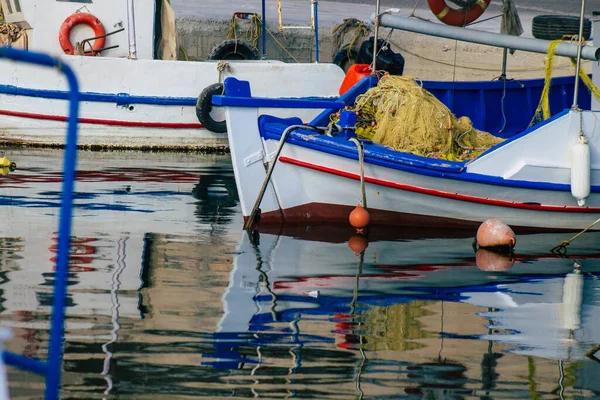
[0,47,80,400]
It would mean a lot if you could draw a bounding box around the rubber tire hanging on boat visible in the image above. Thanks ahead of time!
[196,83,227,134]
[333,45,359,73]
[531,15,592,41]
[208,39,260,60]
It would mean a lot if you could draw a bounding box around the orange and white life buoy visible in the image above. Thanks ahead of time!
[58,13,106,56]
[427,0,491,27]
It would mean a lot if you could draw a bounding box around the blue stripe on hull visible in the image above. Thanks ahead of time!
[0,84,197,106]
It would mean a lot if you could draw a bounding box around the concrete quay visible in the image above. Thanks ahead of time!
[171,0,595,81]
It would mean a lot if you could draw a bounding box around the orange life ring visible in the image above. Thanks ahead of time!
[427,0,491,27]
[58,13,106,56]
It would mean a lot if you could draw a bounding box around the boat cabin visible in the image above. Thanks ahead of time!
[0,0,176,59]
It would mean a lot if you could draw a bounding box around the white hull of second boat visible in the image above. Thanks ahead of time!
[0,56,345,150]
[225,103,600,231]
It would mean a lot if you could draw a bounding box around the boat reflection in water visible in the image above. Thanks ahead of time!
[1,149,600,397]
[209,224,600,397]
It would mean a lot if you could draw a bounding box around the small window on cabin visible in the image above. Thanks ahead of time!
[1,0,28,27]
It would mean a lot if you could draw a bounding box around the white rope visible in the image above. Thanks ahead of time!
[349,137,367,209]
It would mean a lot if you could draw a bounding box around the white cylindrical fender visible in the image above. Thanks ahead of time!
[562,270,583,331]
[571,135,591,207]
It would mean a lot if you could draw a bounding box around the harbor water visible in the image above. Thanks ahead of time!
[0,149,599,398]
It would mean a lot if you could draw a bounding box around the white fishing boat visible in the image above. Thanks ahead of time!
[0,0,345,150]
[215,1,600,231]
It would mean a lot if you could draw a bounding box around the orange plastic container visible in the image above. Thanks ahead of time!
[339,64,372,95]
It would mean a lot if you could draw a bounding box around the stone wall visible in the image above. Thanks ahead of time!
[175,17,589,82]
[176,18,334,64]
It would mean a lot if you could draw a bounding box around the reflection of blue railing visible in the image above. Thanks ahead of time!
[0,47,80,400]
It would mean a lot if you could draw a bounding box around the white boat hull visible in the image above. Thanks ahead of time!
[222,87,600,230]
[0,57,345,150]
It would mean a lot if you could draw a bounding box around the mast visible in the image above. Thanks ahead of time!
[127,0,137,59]
[572,0,587,110]
[372,0,381,75]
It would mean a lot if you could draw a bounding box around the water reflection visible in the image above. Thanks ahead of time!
[0,149,599,398]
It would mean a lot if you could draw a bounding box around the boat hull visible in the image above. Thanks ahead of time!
[256,143,600,230]
[0,56,345,150]
[220,78,600,231]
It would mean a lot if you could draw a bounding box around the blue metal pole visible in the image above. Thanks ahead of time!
[45,61,79,400]
[0,47,80,400]
[261,0,267,58]
[313,0,319,62]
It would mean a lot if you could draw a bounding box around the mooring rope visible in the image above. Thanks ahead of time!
[349,137,367,209]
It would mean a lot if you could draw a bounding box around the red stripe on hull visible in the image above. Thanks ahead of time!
[278,156,600,213]
[0,109,203,129]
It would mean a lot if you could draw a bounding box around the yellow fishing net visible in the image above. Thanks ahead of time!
[335,75,503,161]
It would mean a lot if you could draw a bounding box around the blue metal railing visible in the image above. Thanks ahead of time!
[0,47,80,400]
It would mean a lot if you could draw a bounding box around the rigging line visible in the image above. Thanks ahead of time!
[438,301,445,361]
[558,359,565,400]
[409,0,422,18]
[499,71,508,133]
[386,36,585,72]
[102,236,127,397]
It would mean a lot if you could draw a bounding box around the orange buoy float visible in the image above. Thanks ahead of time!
[475,248,515,272]
[58,13,106,56]
[348,234,369,255]
[349,204,370,230]
[476,219,516,249]
[427,0,491,27]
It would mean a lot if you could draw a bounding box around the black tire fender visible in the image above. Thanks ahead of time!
[333,45,359,73]
[196,83,227,134]
[208,39,260,60]
[532,15,592,41]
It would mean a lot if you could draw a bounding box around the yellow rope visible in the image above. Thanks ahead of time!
[226,14,262,51]
[248,14,262,50]
[225,14,299,62]
[572,57,600,100]
[529,39,561,126]
[345,22,370,59]
[179,46,189,61]
[530,38,600,127]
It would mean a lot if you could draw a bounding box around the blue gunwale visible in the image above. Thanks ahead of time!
[0,84,337,107]
[258,114,599,193]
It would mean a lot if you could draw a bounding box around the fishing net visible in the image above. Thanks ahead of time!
[338,75,504,160]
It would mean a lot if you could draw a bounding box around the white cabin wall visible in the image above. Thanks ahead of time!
[9,0,156,59]
[132,0,156,60]
[593,12,600,111]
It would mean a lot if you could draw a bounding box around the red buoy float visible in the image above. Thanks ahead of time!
[476,219,516,249]
[475,248,515,272]
[349,204,370,230]
[348,234,369,255]
[58,13,106,56]
[427,0,491,27]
